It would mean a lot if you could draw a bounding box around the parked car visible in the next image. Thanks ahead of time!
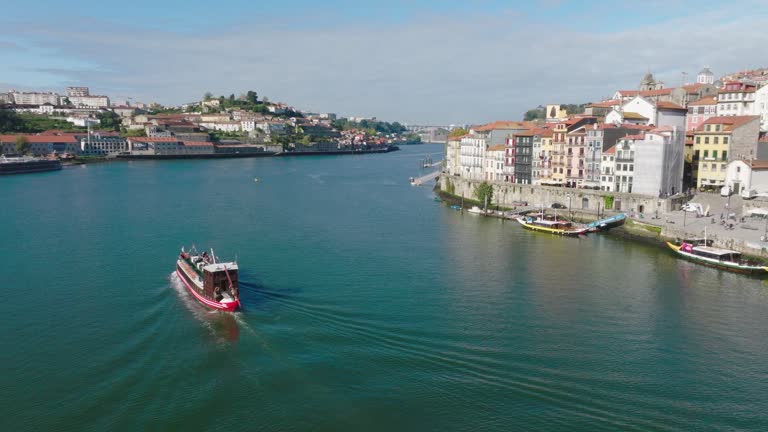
[551,203,566,209]
[720,186,731,197]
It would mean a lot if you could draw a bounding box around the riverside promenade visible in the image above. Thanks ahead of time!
[438,174,768,258]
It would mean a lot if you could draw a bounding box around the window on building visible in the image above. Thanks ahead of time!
[704,150,709,158]
[721,164,726,171]
[714,137,719,144]
[723,137,729,145]
[629,164,634,171]
[722,150,727,160]
[702,164,708,171]
[696,136,701,144]
[704,137,709,144]
[737,166,741,173]
[715,124,721,131]
[706,125,711,132]
[712,150,718,159]
[711,164,717,170]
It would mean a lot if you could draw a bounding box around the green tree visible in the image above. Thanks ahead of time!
[97,111,121,131]
[474,182,494,209]
[15,136,29,154]
[203,92,213,101]
[245,90,258,104]
[62,97,72,106]
[449,127,468,137]
[524,107,545,121]
[0,110,23,132]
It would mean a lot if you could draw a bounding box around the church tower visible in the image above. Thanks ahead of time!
[697,66,714,85]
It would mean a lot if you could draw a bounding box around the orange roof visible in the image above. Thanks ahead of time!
[617,88,674,97]
[604,146,616,154]
[695,115,759,132]
[0,134,78,143]
[473,120,536,131]
[622,112,648,120]
[182,141,213,147]
[127,136,181,142]
[655,101,686,110]
[688,96,717,106]
[530,127,554,137]
[750,160,768,170]
[588,100,621,108]
[622,133,645,140]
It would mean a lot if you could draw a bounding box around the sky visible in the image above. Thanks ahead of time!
[1,0,767,124]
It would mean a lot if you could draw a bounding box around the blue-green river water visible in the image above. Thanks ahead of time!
[2,144,768,431]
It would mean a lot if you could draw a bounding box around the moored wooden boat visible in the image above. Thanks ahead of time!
[586,213,627,232]
[666,241,768,274]
[515,213,589,236]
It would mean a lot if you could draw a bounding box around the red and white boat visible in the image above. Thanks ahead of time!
[176,246,241,312]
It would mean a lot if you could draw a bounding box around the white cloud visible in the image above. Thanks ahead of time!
[1,6,767,124]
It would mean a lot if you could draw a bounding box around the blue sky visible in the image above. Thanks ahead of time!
[1,0,767,124]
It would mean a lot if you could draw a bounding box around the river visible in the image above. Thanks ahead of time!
[2,144,768,431]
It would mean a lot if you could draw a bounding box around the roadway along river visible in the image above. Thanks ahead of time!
[2,144,768,431]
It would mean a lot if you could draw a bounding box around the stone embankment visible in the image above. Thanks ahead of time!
[437,174,768,259]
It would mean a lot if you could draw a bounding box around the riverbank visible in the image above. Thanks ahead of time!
[55,146,401,164]
[435,175,768,261]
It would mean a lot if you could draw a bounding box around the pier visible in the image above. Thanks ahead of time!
[410,170,441,186]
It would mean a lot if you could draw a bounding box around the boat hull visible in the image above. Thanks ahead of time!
[666,242,768,275]
[515,218,589,236]
[175,264,240,312]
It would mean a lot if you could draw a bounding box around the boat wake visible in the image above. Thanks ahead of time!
[168,272,242,343]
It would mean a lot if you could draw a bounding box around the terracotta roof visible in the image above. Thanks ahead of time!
[473,120,535,131]
[0,134,78,143]
[127,136,181,142]
[622,133,646,140]
[749,160,768,170]
[617,88,674,97]
[588,100,621,108]
[695,115,759,132]
[604,146,616,154]
[182,141,213,147]
[622,112,648,120]
[688,96,717,106]
[530,127,554,137]
[655,101,686,110]
[681,83,706,93]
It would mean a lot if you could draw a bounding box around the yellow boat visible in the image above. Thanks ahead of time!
[666,241,768,274]
[515,214,589,236]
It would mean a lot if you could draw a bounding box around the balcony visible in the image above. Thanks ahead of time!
[615,157,633,162]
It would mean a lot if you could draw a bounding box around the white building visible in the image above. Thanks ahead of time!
[66,87,90,97]
[725,160,768,198]
[80,135,127,155]
[609,96,688,127]
[600,146,616,191]
[697,67,715,85]
[10,91,60,105]
[67,95,110,108]
[633,126,685,197]
[717,81,757,116]
[754,85,768,131]
[200,121,241,132]
[445,135,462,176]
[485,145,506,182]
[459,135,487,181]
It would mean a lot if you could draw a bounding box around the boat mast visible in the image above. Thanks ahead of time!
[210,248,216,264]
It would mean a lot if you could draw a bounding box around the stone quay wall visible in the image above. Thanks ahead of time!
[439,175,685,217]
